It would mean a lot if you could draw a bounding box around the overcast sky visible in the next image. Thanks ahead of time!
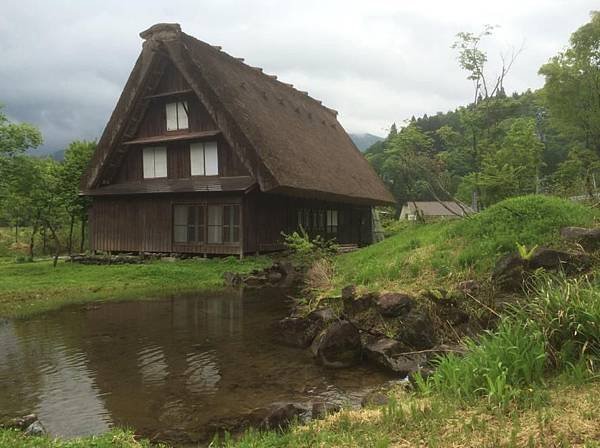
[0,0,597,153]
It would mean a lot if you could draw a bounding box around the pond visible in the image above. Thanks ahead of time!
[0,288,391,444]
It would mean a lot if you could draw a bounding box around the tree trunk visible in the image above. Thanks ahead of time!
[46,222,62,268]
[28,222,39,262]
[15,223,18,244]
[42,227,47,254]
[67,214,75,255]
[80,218,86,253]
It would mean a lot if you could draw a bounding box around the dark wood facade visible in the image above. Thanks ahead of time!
[83,24,392,256]
[90,192,372,255]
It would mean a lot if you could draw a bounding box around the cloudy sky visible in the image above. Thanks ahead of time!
[0,0,597,153]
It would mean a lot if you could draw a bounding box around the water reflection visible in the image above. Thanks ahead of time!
[0,288,390,442]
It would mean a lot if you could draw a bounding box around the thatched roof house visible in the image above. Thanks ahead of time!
[82,23,393,256]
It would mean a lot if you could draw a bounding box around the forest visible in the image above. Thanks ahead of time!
[366,12,600,211]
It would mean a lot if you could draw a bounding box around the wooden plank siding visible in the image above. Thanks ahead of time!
[89,192,372,255]
[90,193,243,254]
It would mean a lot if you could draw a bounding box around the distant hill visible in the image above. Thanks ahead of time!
[349,133,384,151]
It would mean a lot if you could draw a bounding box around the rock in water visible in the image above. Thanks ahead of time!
[311,320,362,368]
[274,307,337,348]
[274,317,321,348]
[24,420,46,436]
[311,401,341,419]
[363,337,426,376]
[375,292,414,317]
[256,403,307,430]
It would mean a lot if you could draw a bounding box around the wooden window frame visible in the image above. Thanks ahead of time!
[172,203,240,246]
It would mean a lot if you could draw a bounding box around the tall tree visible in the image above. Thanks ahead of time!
[539,11,600,155]
[58,140,96,253]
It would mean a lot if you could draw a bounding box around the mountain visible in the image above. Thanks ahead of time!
[349,133,384,151]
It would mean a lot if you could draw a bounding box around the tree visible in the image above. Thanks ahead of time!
[452,26,522,209]
[466,118,544,205]
[0,105,43,243]
[368,123,449,210]
[539,11,600,155]
[57,140,96,253]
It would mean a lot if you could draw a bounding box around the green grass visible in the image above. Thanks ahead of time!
[0,256,271,319]
[334,196,598,293]
[0,428,165,448]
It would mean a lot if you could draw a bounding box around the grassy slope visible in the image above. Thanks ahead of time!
[0,256,270,319]
[334,196,598,293]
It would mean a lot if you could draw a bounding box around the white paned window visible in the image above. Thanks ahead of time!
[327,210,338,234]
[190,141,219,176]
[207,205,223,244]
[142,146,167,179]
[190,142,205,176]
[204,141,218,175]
[166,101,189,131]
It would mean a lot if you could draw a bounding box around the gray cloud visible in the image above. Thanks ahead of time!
[0,0,596,153]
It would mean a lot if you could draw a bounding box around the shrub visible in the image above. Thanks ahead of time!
[281,227,338,267]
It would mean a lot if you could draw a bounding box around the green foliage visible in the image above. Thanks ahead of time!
[516,242,538,261]
[539,11,600,155]
[417,275,600,409]
[0,105,43,157]
[281,227,338,267]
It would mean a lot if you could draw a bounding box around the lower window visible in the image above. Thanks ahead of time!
[174,204,240,244]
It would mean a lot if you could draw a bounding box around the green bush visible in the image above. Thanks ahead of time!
[282,227,338,267]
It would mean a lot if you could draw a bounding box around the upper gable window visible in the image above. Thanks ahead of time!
[190,141,219,176]
[143,146,167,178]
[166,101,189,131]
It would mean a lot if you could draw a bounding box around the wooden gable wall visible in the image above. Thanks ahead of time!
[111,62,250,184]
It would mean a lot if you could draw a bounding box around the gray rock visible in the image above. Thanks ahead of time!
[307,307,337,324]
[267,271,283,284]
[375,293,414,317]
[363,338,426,376]
[560,227,600,250]
[274,317,321,348]
[5,414,38,431]
[395,310,436,350]
[343,293,375,316]
[311,320,362,368]
[223,271,242,287]
[528,247,590,273]
[311,401,341,419]
[361,391,389,408]
[254,402,307,430]
[24,420,46,436]
[492,253,527,291]
[341,284,357,301]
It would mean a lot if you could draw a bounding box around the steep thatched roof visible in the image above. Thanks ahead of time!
[83,23,394,205]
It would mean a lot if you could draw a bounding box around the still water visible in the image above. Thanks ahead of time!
[0,288,390,443]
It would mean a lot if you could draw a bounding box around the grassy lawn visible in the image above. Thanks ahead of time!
[0,256,271,319]
[333,195,598,294]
